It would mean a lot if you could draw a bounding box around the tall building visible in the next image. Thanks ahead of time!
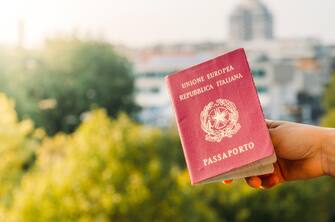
[229,0,273,42]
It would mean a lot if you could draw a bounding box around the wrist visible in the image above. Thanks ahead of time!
[321,128,335,177]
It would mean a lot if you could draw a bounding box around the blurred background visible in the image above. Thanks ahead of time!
[0,0,335,221]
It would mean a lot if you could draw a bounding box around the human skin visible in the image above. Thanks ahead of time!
[223,120,335,189]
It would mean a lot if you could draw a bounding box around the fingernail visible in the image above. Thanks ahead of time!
[222,180,233,184]
[249,176,262,188]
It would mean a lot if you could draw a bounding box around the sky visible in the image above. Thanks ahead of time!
[1,0,335,48]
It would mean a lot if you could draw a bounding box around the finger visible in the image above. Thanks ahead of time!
[273,162,286,183]
[265,119,280,129]
[266,119,289,129]
[222,180,233,184]
[259,174,280,189]
[245,176,262,188]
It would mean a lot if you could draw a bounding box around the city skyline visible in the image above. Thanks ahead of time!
[0,0,335,48]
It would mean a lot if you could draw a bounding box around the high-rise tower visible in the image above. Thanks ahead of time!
[229,0,273,42]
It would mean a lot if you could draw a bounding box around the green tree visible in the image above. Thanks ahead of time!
[5,110,215,222]
[0,102,335,221]
[201,178,335,222]
[0,93,41,217]
[6,37,138,135]
[322,73,335,127]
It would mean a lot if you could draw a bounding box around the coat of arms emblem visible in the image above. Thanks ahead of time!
[200,99,241,142]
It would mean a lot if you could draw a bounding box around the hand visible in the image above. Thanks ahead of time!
[223,120,335,189]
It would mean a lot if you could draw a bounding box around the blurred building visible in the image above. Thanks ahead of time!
[229,0,273,42]
[228,38,332,123]
[128,0,333,126]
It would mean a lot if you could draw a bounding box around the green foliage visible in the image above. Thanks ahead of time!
[0,93,41,215]
[323,73,335,111]
[322,109,335,127]
[0,38,138,135]
[0,93,335,221]
[4,110,216,222]
[322,73,335,127]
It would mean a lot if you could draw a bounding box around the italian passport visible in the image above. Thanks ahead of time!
[165,48,276,184]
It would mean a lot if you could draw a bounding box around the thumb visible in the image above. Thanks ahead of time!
[265,119,282,129]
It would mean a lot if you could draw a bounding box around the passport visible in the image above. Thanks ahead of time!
[165,48,276,184]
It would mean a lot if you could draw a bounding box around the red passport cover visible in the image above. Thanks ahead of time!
[165,48,275,184]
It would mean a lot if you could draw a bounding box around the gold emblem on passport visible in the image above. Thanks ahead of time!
[200,99,241,142]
